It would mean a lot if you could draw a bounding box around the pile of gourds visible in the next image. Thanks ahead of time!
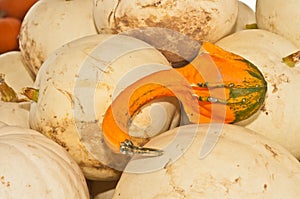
[0,0,300,198]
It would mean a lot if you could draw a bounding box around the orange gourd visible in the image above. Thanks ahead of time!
[102,42,268,154]
[0,0,38,20]
[0,17,21,54]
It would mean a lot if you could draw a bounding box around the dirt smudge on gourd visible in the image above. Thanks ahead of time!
[111,5,215,43]
[264,144,278,158]
[1,176,11,187]
[164,163,187,198]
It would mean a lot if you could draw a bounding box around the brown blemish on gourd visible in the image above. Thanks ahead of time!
[234,176,241,183]
[137,0,163,8]
[1,176,10,187]
[111,5,215,43]
[264,144,278,158]
[19,21,45,76]
[162,161,187,198]
[260,104,269,115]
[263,184,268,191]
[35,120,69,150]
[33,118,123,180]
[271,83,278,93]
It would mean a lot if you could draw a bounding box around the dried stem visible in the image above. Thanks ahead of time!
[245,23,258,29]
[0,74,27,102]
[282,51,300,67]
[21,87,39,102]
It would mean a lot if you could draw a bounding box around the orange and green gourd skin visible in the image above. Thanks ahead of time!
[102,42,267,153]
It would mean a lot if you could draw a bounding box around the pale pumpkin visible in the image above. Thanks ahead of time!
[232,1,256,32]
[93,0,238,43]
[29,34,181,180]
[256,0,300,48]
[0,51,34,127]
[113,124,300,198]
[0,51,34,91]
[0,124,89,198]
[216,29,300,158]
[19,0,98,76]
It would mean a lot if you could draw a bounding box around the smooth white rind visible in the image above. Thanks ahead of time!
[19,0,98,75]
[256,0,300,48]
[114,124,300,198]
[0,125,89,198]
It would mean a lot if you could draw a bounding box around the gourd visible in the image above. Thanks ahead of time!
[216,29,300,158]
[0,123,89,198]
[102,42,267,154]
[19,0,98,76]
[232,1,256,32]
[0,51,34,90]
[93,0,238,43]
[113,124,300,198]
[0,17,21,54]
[0,51,34,127]
[28,34,181,180]
[256,0,300,48]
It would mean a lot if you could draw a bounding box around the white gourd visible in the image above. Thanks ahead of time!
[0,51,34,127]
[0,124,89,198]
[256,0,300,48]
[113,124,300,198]
[93,0,238,43]
[19,0,98,76]
[29,34,181,180]
[216,29,300,158]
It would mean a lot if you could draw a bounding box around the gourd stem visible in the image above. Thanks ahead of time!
[282,51,300,67]
[0,74,26,102]
[120,139,163,156]
[21,87,39,102]
[245,23,258,29]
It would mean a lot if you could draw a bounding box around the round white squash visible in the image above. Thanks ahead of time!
[0,51,34,92]
[216,29,300,158]
[0,51,34,127]
[113,124,300,198]
[93,0,238,43]
[256,0,300,48]
[29,34,181,180]
[19,0,98,76]
[0,124,89,198]
[232,1,256,32]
